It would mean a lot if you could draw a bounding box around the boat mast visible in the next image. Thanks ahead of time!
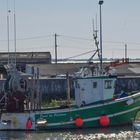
[14,0,17,65]
[99,0,104,71]
[7,0,10,65]
[7,0,17,66]
[91,19,100,62]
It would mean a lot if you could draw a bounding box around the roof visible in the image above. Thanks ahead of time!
[115,63,140,76]
[26,63,88,77]
[26,62,140,77]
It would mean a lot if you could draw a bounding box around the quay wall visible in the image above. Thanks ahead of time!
[0,77,140,101]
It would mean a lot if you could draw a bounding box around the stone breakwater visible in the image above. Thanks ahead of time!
[62,131,140,140]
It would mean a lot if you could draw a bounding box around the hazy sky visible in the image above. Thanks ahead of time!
[0,0,140,60]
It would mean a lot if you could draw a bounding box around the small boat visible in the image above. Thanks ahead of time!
[133,121,140,131]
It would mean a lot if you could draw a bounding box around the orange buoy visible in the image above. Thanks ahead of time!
[26,118,32,129]
[75,117,84,127]
[99,115,110,127]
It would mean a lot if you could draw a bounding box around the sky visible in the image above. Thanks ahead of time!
[0,0,140,60]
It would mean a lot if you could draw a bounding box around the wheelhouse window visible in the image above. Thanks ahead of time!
[93,82,97,88]
[104,80,112,89]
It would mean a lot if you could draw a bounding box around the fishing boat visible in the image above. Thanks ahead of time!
[0,0,140,130]
[0,62,140,130]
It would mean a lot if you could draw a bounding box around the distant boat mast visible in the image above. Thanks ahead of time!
[6,0,17,66]
[7,0,10,65]
[14,0,17,65]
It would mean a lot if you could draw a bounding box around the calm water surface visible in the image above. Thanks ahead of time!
[0,125,138,140]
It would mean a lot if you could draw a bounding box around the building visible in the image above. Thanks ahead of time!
[0,51,51,65]
[0,52,51,77]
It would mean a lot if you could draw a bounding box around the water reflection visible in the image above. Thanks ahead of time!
[0,125,138,140]
[0,131,25,140]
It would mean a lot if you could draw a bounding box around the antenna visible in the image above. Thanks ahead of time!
[88,18,101,63]
[96,14,98,33]
[92,19,95,34]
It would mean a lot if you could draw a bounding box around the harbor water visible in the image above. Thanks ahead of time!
[0,125,140,140]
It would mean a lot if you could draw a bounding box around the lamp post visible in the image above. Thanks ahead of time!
[98,0,104,71]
